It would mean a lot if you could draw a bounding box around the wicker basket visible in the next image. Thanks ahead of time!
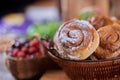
[48,50,120,80]
[5,56,47,80]
[44,55,61,70]
[41,40,61,70]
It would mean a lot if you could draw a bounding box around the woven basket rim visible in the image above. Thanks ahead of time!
[48,51,120,63]
[6,54,45,61]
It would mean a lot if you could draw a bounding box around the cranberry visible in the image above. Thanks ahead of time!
[29,40,40,47]
[39,45,44,54]
[43,41,49,48]
[9,39,44,59]
[21,47,28,53]
[17,51,26,58]
[28,47,37,54]
[35,52,42,58]
[13,48,19,57]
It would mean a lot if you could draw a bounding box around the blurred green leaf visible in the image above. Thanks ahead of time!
[27,22,60,40]
[78,11,94,20]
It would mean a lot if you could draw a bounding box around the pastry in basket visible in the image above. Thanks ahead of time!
[113,20,120,25]
[5,38,47,80]
[53,19,99,60]
[48,19,120,80]
[94,23,120,59]
[88,16,113,30]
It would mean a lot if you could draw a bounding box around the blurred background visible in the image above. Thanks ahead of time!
[0,0,120,80]
[0,0,119,41]
[0,0,120,21]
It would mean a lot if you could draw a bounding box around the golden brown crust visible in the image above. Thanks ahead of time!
[113,20,120,24]
[54,19,99,60]
[95,23,120,59]
[88,16,113,30]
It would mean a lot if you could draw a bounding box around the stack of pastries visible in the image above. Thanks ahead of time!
[52,16,120,60]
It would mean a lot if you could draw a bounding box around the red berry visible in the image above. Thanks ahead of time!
[39,45,44,54]
[21,47,28,53]
[26,55,30,59]
[13,48,19,56]
[28,47,37,54]
[29,40,39,47]
[17,51,26,58]
[35,52,42,58]
[43,41,49,48]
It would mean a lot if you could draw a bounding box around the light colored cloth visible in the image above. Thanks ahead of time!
[0,53,15,80]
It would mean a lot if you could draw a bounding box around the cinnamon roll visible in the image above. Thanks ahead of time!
[53,19,99,60]
[88,16,113,30]
[95,23,120,59]
[113,20,120,24]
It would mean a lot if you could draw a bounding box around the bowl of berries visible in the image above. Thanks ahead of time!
[5,38,48,80]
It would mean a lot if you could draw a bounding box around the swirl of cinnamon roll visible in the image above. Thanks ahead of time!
[95,23,120,59]
[88,16,113,30]
[53,19,99,60]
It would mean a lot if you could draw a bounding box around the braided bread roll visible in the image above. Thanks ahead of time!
[95,23,120,59]
[53,19,99,60]
[88,16,113,30]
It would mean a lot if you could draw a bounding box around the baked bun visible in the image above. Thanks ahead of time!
[113,20,120,24]
[88,16,113,30]
[53,19,99,60]
[95,23,120,59]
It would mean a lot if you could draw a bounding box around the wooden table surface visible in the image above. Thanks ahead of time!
[0,53,70,80]
[41,70,70,80]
